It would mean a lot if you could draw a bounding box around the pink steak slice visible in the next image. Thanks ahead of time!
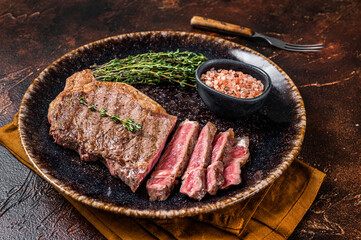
[146,120,200,201]
[221,136,250,189]
[180,122,217,201]
[206,128,234,195]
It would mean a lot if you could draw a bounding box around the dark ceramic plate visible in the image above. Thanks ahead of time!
[18,31,306,218]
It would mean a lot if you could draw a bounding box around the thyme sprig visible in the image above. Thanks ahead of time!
[80,97,142,132]
[90,50,208,87]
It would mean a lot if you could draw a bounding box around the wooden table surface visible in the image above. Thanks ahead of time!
[1,0,360,239]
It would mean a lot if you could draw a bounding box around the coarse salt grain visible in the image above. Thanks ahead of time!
[200,69,264,99]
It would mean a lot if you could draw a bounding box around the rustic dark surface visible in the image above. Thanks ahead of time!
[0,0,360,239]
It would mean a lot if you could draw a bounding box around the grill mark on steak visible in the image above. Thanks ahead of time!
[221,136,250,189]
[48,69,177,192]
[84,90,104,158]
[180,122,217,201]
[146,120,200,201]
[206,128,234,195]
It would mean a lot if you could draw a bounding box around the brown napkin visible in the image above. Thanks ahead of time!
[0,113,325,240]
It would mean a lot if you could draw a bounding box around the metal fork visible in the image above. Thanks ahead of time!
[191,16,324,52]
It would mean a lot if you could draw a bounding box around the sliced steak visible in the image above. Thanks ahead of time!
[180,122,217,200]
[146,120,200,201]
[206,129,234,195]
[221,136,250,189]
[48,69,177,192]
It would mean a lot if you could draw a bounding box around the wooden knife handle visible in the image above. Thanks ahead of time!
[190,16,253,37]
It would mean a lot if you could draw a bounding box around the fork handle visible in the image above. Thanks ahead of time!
[190,16,254,37]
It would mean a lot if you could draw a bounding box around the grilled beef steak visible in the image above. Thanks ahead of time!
[48,69,177,192]
[221,136,250,189]
[146,120,200,201]
[206,128,234,195]
[180,122,217,201]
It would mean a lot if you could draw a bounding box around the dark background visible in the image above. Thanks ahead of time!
[0,0,360,239]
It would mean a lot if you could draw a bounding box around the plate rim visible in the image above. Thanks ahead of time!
[18,31,306,218]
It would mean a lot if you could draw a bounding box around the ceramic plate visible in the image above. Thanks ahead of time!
[18,31,306,218]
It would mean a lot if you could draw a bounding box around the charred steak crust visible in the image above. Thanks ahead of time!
[48,69,177,192]
[146,120,200,201]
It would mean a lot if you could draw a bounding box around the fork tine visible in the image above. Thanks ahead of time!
[282,47,322,52]
[283,46,322,52]
[285,43,324,48]
[284,46,324,51]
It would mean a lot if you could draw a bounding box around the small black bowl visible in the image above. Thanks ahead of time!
[196,59,272,119]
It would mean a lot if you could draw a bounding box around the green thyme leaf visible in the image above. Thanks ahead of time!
[100,109,107,117]
[88,105,97,111]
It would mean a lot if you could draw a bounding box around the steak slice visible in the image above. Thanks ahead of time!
[206,128,234,195]
[146,120,200,201]
[221,136,250,189]
[180,122,217,200]
[48,69,177,192]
